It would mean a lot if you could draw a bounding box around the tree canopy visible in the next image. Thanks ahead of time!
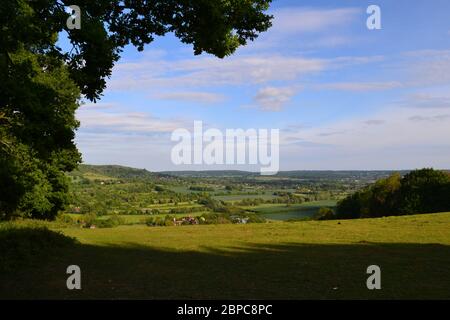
[335,168,450,219]
[2,0,272,100]
[0,0,273,220]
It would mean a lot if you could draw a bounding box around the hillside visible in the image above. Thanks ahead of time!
[70,164,159,180]
[160,169,411,180]
[1,212,449,299]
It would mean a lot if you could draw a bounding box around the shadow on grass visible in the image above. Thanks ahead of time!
[0,227,449,299]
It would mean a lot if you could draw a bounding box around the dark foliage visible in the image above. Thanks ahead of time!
[0,224,76,271]
[335,169,450,219]
[0,0,273,220]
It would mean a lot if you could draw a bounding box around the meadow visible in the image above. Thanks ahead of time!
[1,212,449,299]
[2,166,448,299]
[247,200,337,220]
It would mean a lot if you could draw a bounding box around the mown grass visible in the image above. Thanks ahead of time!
[1,212,449,299]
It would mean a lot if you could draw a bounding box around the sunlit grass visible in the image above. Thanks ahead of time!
[2,212,449,299]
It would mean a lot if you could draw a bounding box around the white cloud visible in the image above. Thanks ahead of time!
[270,7,360,34]
[108,51,386,99]
[279,106,450,169]
[76,100,450,171]
[152,91,225,104]
[317,130,347,137]
[364,119,386,126]
[241,7,360,51]
[76,109,188,134]
[75,106,194,170]
[317,81,402,91]
[80,102,118,109]
[109,55,327,91]
[401,93,450,109]
[403,50,450,87]
[305,35,352,48]
[409,114,450,122]
[76,131,175,171]
[254,86,299,111]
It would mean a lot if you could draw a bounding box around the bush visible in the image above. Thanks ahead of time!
[95,215,125,228]
[55,214,75,225]
[164,217,175,226]
[314,207,335,220]
[198,213,222,224]
[82,212,97,227]
[145,216,159,226]
[245,214,266,223]
[145,215,174,226]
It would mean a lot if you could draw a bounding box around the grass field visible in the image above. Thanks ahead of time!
[213,193,277,202]
[1,212,449,299]
[247,200,337,220]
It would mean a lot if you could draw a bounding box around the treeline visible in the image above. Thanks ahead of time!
[189,185,215,192]
[235,196,303,206]
[234,191,333,206]
[334,168,450,219]
[74,165,156,180]
[145,212,265,227]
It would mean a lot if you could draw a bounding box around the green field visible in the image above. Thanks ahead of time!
[167,186,200,194]
[213,193,277,202]
[2,212,449,299]
[248,200,337,220]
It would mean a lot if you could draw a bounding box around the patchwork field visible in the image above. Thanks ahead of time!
[2,212,449,299]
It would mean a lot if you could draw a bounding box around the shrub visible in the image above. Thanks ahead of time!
[314,207,335,220]
[55,214,75,225]
[246,214,266,223]
[145,216,173,226]
[95,215,125,228]
[145,217,159,226]
[81,212,97,227]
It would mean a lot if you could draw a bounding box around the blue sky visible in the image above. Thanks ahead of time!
[74,0,450,171]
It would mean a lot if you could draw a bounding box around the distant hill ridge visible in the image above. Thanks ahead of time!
[72,164,449,180]
[72,164,161,180]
